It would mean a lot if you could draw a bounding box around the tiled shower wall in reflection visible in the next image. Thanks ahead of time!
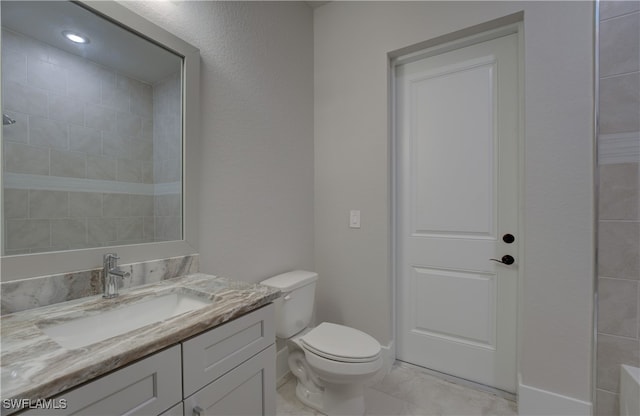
[1,28,181,254]
[595,1,640,415]
[152,72,182,242]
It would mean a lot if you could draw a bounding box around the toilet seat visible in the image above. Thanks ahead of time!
[300,322,381,363]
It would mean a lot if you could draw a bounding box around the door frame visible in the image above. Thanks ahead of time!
[389,19,525,397]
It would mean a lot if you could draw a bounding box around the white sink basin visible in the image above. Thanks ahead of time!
[39,292,212,349]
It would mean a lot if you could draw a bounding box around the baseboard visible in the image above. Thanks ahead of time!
[518,383,592,415]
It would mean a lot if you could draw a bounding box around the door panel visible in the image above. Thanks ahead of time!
[396,33,519,393]
[412,267,496,348]
[410,57,496,238]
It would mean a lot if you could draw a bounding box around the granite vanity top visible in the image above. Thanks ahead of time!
[0,273,280,409]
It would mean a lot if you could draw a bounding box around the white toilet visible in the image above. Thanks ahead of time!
[261,270,382,416]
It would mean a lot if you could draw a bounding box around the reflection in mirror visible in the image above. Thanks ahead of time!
[1,1,184,256]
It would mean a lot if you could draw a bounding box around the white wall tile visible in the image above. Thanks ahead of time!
[86,155,117,181]
[130,195,154,217]
[598,277,639,338]
[155,194,181,217]
[1,47,27,85]
[48,93,85,126]
[143,216,155,240]
[50,149,86,178]
[3,81,48,117]
[116,158,142,183]
[69,125,102,155]
[2,111,29,144]
[29,116,69,150]
[84,103,116,132]
[598,221,640,280]
[102,130,130,159]
[27,58,66,93]
[87,218,118,243]
[599,163,639,220]
[132,83,153,118]
[5,219,50,250]
[28,190,68,219]
[600,73,640,134]
[67,71,101,104]
[69,192,103,218]
[4,143,50,175]
[116,217,143,241]
[595,388,619,416]
[600,12,640,77]
[102,87,130,111]
[51,218,87,246]
[155,216,180,241]
[4,189,28,219]
[597,2,640,406]
[600,1,640,21]
[597,334,640,391]
[102,193,130,218]
[116,111,142,138]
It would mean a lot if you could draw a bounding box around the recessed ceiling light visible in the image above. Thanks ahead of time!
[62,30,89,44]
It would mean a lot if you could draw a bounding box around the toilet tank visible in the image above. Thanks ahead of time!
[261,270,318,338]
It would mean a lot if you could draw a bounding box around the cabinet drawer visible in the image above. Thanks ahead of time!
[184,344,275,416]
[182,304,274,397]
[23,345,182,416]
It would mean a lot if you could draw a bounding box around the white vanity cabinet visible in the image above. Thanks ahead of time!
[159,402,184,416]
[183,345,275,416]
[182,303,275,397]
[22,345,183,416]
[21,304,276,416]
[182,304,276,416]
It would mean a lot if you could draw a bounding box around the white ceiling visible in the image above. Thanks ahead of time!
[1,1,181,84]
[306,1,331,9]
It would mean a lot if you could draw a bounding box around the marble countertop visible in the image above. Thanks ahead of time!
[0,273,280,411]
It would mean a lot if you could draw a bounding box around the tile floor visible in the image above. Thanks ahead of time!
[276,362,517,416]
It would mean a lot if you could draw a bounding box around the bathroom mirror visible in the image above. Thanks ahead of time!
[0,0,200,280]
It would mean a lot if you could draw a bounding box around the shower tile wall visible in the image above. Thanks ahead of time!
[596,2,640,415]
[152,72,182,242]
[1,28,181,253]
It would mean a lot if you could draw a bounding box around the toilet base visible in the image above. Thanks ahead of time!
[295,379,366,416]
[285,328,380,416]
[295,379,324,413]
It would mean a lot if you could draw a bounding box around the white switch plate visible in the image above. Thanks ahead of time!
[349,210,361,228]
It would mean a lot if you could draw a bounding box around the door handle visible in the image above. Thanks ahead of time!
[490,255,515,265]
[193,406,204,416]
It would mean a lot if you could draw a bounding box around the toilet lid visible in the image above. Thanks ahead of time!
[300,322,381,363]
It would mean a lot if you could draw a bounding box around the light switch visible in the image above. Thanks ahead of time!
[349,210,361,228]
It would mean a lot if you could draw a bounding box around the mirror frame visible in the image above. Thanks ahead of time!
[0,0,200,281]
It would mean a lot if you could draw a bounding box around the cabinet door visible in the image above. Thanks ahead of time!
[22,345,182,416]
[184,344,275,416]
[159,402,183,416]
[182,304,274,397]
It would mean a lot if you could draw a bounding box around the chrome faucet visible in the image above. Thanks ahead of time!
[103,253,130,299]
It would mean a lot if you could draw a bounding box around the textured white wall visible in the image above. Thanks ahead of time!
[314,0,594,404]
[121,1,315,282]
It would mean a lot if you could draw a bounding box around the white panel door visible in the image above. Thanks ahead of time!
[396,33,519,393]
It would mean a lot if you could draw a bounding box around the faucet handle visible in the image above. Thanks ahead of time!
[103,253,121,272]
